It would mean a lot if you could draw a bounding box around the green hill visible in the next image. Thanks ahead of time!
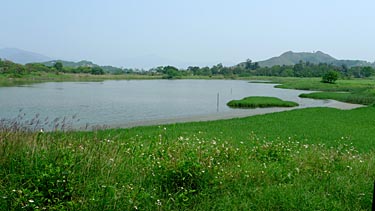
[41,60,97,68]
[256,51,374,68]
[41,60,123,73]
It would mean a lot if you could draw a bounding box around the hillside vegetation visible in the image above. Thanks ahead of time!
[1,50,375,82]
[255,51,374,68]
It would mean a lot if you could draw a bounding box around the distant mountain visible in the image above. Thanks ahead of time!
[0,48,52,64]
[256,51,374,68]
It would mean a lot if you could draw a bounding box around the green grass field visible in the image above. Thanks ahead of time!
[1,77,375,210]
[272,77,375,105]
[227,96,298,108]
[1,106,375,210]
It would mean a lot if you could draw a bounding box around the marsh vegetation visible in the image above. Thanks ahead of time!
[227,96,298,108]
[1,106,375,210]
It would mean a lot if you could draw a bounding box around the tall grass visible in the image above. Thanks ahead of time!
[1,108,375,210]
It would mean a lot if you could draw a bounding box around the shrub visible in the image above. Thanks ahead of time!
[322,71,339,84]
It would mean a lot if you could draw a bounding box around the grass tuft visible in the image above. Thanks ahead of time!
[1,115,375,210]
[227,96,299,108]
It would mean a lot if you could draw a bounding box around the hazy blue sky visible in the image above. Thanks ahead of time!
[1,0,374,68]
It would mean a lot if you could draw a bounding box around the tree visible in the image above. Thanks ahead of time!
[54,62,63,71]
[91,66,104,75]
[187,66,200,75]
[25,63,51,73]
[162,66,181,79]
[245,59,252,70]
[322,70,339,84]
[362,66,374,78]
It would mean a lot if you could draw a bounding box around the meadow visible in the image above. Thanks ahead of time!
[1,77,375,210]
[272,77,375,105]
[1,106,375,210]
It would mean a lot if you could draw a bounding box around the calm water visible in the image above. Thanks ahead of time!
[0,80,328,129]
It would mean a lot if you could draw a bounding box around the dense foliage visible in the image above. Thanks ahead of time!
[322,70,339,83]
[151,60,374,79]
[0,59,105,77]
[1,58,374,79]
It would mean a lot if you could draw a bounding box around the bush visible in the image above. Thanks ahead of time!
[322,71,339,84]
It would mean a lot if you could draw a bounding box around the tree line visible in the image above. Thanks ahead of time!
[0,60,104,77]
[1,58,374,79]
[148,60,374,79]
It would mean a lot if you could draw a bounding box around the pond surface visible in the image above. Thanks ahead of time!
[0,80,346,129]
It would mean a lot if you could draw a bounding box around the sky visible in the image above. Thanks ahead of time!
[1,0,375,69]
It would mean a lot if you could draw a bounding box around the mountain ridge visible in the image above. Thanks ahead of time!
[1,47,374,69]
[256,51,374,68]
[0,48,52,64]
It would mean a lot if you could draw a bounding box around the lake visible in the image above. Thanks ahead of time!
[0,79,357,129]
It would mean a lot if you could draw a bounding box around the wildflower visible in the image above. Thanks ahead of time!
[29,199,34,203]
[156,199,162,206]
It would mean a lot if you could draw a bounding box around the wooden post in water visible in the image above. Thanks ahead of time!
[217,92,219,112]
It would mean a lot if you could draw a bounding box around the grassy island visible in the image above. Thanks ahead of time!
[227,96,299,108]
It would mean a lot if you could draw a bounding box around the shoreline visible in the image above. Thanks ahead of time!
[113,99,364,129]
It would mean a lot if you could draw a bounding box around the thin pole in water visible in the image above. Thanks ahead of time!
[217,92,219,112]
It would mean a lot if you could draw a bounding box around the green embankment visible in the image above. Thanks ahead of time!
[272,77,375,105]
[0,72,163,86]
[1,107,375,210]
[227,96,298,108]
